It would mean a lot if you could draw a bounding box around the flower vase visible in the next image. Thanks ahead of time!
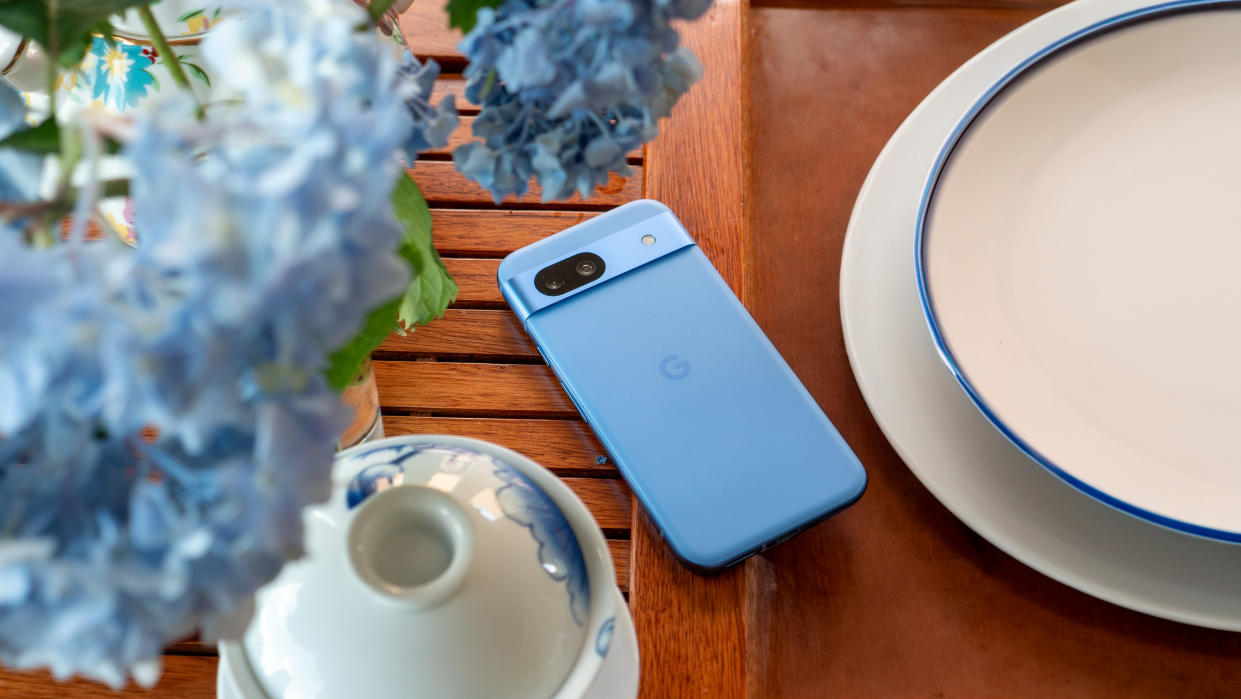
[339,358,385,448]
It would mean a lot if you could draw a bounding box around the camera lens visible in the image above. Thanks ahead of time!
[534,252,603,297]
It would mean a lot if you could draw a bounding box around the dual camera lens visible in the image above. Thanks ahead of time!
[535,252,605,296]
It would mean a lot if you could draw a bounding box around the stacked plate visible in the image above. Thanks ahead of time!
[842,0,1241,629]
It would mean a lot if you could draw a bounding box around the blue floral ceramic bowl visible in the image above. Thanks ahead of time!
[218,435,620,699]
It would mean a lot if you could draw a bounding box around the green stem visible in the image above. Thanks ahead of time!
[479,69,498,101]
[38,34,60,248]
[101,179,130,199]
[137,5,203,116]
[368,0,397,23]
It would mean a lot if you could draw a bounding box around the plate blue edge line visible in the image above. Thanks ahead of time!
[912,0,1241,545]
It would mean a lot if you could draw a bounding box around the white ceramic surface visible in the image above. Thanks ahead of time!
[920,2,1241,541]
[841,0,1241,629]
[217,586,639,699]
[113,3,227,39]
[216,435,635,698]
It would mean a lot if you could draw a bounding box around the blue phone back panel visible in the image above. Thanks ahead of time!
[500,201,865,570]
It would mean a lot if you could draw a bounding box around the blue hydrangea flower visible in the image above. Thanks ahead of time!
[0,0,416,687]
[454,0,708,202]
[397,52,459,154]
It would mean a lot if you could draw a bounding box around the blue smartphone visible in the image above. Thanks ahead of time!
[498,200,866,572]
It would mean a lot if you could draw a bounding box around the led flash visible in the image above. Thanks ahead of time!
[641,234,656,246]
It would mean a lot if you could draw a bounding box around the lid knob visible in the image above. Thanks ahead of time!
[346,485,474,611]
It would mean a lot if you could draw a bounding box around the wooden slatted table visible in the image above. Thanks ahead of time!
[0,2,750,696]
[8,1,1239,697]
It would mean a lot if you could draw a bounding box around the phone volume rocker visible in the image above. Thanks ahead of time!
[562,385,587,418]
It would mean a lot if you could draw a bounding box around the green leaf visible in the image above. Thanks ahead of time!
[323,297,401,392]
[444,0,504,33]
[322,172,457,392]
[0,0,150,67]
[180,61,210,87]
[176,8,203,22]
[0,117,58,153]
[391,170,458,329]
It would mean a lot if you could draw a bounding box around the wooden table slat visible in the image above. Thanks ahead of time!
[399,3,464,65]
[378,309,538,359]
[410,161,642,209]
[429,209,599,257]
[429,77,474,114]
[561,477,631,531]
[609,539,631,595]
[1,655,219,698]
[375,360,577,417]
[441,257,503,306]
[382,415,616,476]
[421,116,643,162]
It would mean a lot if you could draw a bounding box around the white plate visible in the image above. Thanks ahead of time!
[841,0,1241,629]
[917,0,1241,541]
[218,586,639,699]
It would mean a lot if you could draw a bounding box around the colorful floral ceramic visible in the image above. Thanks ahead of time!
[0,1,407,245]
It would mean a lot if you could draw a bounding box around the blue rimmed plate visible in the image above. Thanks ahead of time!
[844,0,1241,629]
[916,0,1241,543]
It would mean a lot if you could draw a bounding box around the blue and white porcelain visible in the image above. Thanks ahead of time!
[216,435,639,698]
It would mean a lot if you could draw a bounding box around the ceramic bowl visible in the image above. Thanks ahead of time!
[217,435,621,699]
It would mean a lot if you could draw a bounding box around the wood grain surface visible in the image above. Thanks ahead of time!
[743,5,1241,697]
[426,209,600,257]
[428,76,472,113]
[378,309,538,359]
[633,0,754,696]
[381,416,615,476]
[420,116,643,162]
[398,1,464,65]
[410,161,642,208]
[374,361,578,416]
[440,257,504,305]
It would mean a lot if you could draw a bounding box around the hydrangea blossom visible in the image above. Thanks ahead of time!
[399,52,459,154]
[0,0,418,686]
[454,0,709,202]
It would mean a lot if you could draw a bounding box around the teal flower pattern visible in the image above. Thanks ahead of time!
[88,38,156,112]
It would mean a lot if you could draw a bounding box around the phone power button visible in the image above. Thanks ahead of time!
[537,349,586,417]
[562,384,587,418]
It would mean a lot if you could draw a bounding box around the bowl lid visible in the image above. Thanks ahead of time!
[233,436,616,699]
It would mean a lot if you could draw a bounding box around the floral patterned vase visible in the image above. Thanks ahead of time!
[1,1,406,244]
